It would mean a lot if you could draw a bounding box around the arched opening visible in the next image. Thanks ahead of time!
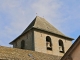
[59,40,64,53]
[46,36,52,50]
[21,40,25,49]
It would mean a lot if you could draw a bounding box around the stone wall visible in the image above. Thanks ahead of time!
[13,29,72,56]
[34,30,72,56]
[13,30,34,50]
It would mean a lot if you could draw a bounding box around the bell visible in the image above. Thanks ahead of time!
[59,46,63,51]
[47,42,50,47]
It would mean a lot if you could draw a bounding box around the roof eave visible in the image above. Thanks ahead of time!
[33,27,74,40]
[9,27,74,45]
[9,27,33,45]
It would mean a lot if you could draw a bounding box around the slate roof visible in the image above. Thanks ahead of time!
[0,46,61,60]
[22,16,64,35]
[10,16,73,44]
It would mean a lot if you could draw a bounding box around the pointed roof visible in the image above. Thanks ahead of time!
[10,16,74,44]
[22,16,64,36]
[22,16,73,39]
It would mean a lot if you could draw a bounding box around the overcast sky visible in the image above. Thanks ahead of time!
[0,0,80,47]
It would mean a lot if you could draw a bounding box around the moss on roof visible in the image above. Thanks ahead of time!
[0,46,61,60]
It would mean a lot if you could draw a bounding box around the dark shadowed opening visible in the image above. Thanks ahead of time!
[59,40,64,53]
[46,36,52,50]
[21,40,25,49]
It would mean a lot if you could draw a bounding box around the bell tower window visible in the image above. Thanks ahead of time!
[59,40,64,53]
[21,40,25,49]
[46,36,52,50]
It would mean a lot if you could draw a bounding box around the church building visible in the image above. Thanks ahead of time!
[0,16,78,60]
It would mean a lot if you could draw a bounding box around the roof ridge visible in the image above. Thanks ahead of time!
[34,16,65,36]
[21,17,37,34]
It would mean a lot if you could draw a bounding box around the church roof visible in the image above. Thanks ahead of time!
[22,16,73,39]
[0,46,61,60]
[10,16,73,44]
[22,16,64,35]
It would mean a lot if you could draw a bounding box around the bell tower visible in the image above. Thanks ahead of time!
[10,16,74,56]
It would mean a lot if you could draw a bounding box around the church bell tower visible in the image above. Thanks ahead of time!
[10,16,74,56]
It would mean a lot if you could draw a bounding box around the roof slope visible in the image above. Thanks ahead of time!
[0,46,61,60]
[10,16,73,44]
[22,16,73,39]
[22,16,65,36]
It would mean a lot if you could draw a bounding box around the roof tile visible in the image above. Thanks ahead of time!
[0,46,61,60]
